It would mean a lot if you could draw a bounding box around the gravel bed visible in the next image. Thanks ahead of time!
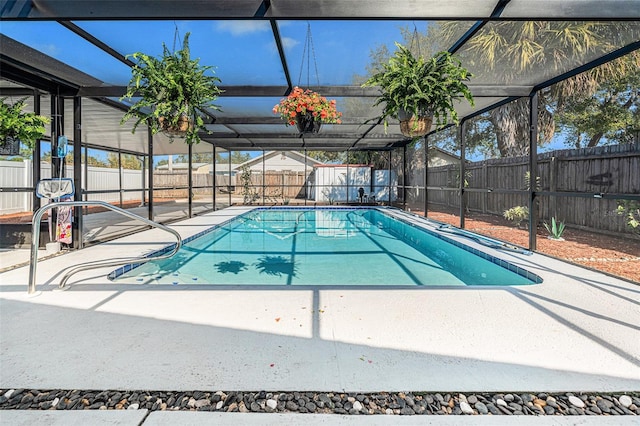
[1,389,639,416]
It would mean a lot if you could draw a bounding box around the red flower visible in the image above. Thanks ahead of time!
[273,86,342,126]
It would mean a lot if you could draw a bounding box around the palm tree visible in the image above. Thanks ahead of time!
[358,21,640,157]
[442,21,640,156]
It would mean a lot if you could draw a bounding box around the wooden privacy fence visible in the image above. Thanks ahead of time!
[153,172,214,198]
[240,171,308,199]
[153,170,309,199]
[426,144,639,235]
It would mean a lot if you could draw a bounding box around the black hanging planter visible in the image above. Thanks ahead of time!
[295,113,321,134]
[0,137,20,156]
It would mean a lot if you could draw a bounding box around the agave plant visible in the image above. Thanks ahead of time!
[544,217,566,240]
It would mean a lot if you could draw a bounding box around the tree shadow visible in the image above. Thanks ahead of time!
[254,255,298,278]
[214,260,248,275]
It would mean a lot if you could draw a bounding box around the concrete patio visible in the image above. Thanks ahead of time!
[1,207,639,424]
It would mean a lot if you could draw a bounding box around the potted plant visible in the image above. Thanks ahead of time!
[273,86,342,134]
[120,32,222,145]
[0,97,50,155]
[362,43,474,137]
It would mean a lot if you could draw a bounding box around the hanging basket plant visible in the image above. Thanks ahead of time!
[362,43,474,137]
[0,97,50,155]
[272,87,342,134]
[120,32,222,145]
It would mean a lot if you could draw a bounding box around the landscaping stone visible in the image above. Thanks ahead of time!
[0,388,638,417]
[569,395,585,408]
[619,395,633,408]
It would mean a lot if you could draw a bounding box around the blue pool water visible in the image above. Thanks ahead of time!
[112,208,540,286]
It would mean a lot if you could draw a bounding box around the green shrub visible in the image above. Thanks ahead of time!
[503,206,529,227]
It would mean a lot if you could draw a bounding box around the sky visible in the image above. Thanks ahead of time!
[0,20,407,87]
[1,19,579,158]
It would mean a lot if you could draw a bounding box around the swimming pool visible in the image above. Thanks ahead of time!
[111,207,541,286]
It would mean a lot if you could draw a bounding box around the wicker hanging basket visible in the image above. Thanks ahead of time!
[0,137,21,156]
[158,115,193,137]
[399,115,433,138]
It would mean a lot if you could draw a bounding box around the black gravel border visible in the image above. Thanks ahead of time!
[1,389,639,416]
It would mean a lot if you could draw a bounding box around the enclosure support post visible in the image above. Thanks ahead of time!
[212,145,217,210]
[32,92,41,214]
[424,135,428,218]
[118,151,123,208]
[459,121,466,229]
[188,142,193,217]
[388,151,392,205]
[262,149,266,205]
[403,144,407,211]
[529,91,539,251]
[73,96,83,250]
[304,149,308,206]
[346,151,350,204]
[147,127,154,221]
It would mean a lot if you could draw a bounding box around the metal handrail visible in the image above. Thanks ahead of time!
[28,200,182,294]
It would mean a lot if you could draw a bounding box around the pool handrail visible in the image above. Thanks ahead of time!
[28,200,182,294]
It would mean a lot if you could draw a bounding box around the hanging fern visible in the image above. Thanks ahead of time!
[121,32,222,145]
[362,43,474,132]
[0,97,50,150]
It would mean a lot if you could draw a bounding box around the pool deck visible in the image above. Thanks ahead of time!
[1,206,639,425]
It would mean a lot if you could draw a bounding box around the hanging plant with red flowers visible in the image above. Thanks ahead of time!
[273,87,342,133]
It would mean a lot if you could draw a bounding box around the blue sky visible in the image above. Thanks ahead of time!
[0,20,407,86]
[2,19,573,158]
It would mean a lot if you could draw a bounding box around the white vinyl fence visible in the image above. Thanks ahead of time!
[0,160,146,215]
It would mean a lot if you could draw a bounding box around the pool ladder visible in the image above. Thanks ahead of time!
[28,200,182,294]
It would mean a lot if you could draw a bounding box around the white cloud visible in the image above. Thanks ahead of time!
[281,37,299,51]
[216,21,270,36]
[37,43,60,57]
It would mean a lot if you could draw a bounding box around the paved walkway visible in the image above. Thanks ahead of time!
[1,207,639,424]
[2,410,638,425]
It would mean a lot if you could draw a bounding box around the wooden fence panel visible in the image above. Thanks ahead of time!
[426,144,639,235]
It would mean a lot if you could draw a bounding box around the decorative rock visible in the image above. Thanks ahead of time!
[215,401,224,410]
[568,395,585,408]
[467,395,478,405]
[460,401,474,415]
[619,395,633,408]
[596,398,613,413]
[504,394,514,402]
[195,399,210,409]
[399,406,415,415]
[486,403,499,415]
[127,403,139,410]
[266,399,277,410]
[353,401,363,411]
[475,402,488,414]
[496,398,508,407]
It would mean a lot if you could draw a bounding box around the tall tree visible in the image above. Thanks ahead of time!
[555,63,640,147]
[358,21,640,157]
[107,153,142,170]
[442,21,640,156]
